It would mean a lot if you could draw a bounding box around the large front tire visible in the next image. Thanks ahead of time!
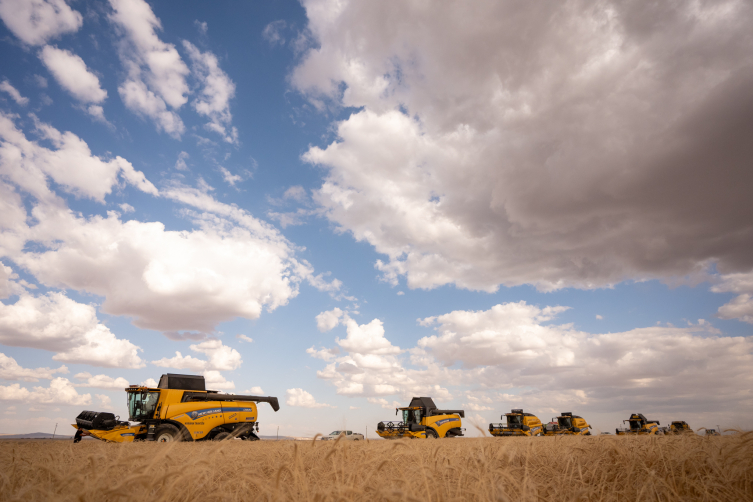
[425,429,439,439]
[155,424,181,443]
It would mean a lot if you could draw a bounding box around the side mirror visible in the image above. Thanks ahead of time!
[395,409,398,416]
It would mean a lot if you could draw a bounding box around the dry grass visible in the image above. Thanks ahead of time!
[1,434,752,501]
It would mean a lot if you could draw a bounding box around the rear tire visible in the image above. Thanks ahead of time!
[155,424,181,443]
[213,432,231,441]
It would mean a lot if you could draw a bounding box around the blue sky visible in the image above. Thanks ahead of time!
[0,0,752,437]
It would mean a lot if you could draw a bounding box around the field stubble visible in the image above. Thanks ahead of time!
[0,433,752,501]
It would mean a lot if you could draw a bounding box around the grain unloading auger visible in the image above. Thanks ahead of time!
[72,373,279,443]
[376,397,465,439]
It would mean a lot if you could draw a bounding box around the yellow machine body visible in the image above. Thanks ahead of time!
[72,374,278,443]
[615,413,661,435]
[667,421,692,434]
[376,397,464,439]
[543,412,592,436]
[167,398,258,441]
[73,423,146,442]
[489,409,543,437]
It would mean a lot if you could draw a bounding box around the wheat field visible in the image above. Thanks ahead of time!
[0,433,751,501]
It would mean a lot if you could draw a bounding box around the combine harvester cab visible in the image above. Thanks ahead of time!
[543,412,592,436]
[489,409,543,437]
[376,397,464,439]
[72,373,279,443]
[667,421,692,434]
[615,413,662,435]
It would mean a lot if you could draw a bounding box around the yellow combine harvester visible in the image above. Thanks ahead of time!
[72,373,279,443]
[615,413,661,435]
[489,409,544,437]
[666,420,692,434]
[543,411,592,436]
[376,397,464,439]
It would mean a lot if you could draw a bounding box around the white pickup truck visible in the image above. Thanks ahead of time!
[321,430,364,441]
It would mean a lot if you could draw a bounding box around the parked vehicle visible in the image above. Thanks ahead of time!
[321,430,364,441]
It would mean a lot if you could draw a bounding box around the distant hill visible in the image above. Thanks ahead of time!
[0,432,74,440]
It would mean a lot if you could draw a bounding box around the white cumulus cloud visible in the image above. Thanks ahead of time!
[0,292,145,369]
[109,0,189,137]
[0,0,82,46]
[315,307,343,332]
[296,0,753,295]
[39,46,107,104]
[183,41,238,144]
[0,79,29,105]
[96,394,113,410]
[74,372,130,390]
[152,340,241,372]
[713,271,753,324]
[309,301,753,422]
[0,112,157,203]
[0,115,335,335]
[0,352,67,382]
[285,388,335,408]
[0,377,90,405]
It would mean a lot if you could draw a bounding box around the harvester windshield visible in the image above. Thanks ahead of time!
[558,416,572,428]
[507,414,522,426]
[401,408,422,424]
[127,390,160,421]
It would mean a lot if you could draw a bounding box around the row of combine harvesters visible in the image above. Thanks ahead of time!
[488,409,709,437]
[373,398,706,440]
[72,380,715,444]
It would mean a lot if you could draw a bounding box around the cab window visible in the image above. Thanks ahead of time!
[558,417,572,428]
[507,415,522,426]
[403,409,422,423]
[127,391,160,421]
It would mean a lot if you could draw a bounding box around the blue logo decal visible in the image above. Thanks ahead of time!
[434,417,460,426]
[120,433,135,437]
[186,408,223,420]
